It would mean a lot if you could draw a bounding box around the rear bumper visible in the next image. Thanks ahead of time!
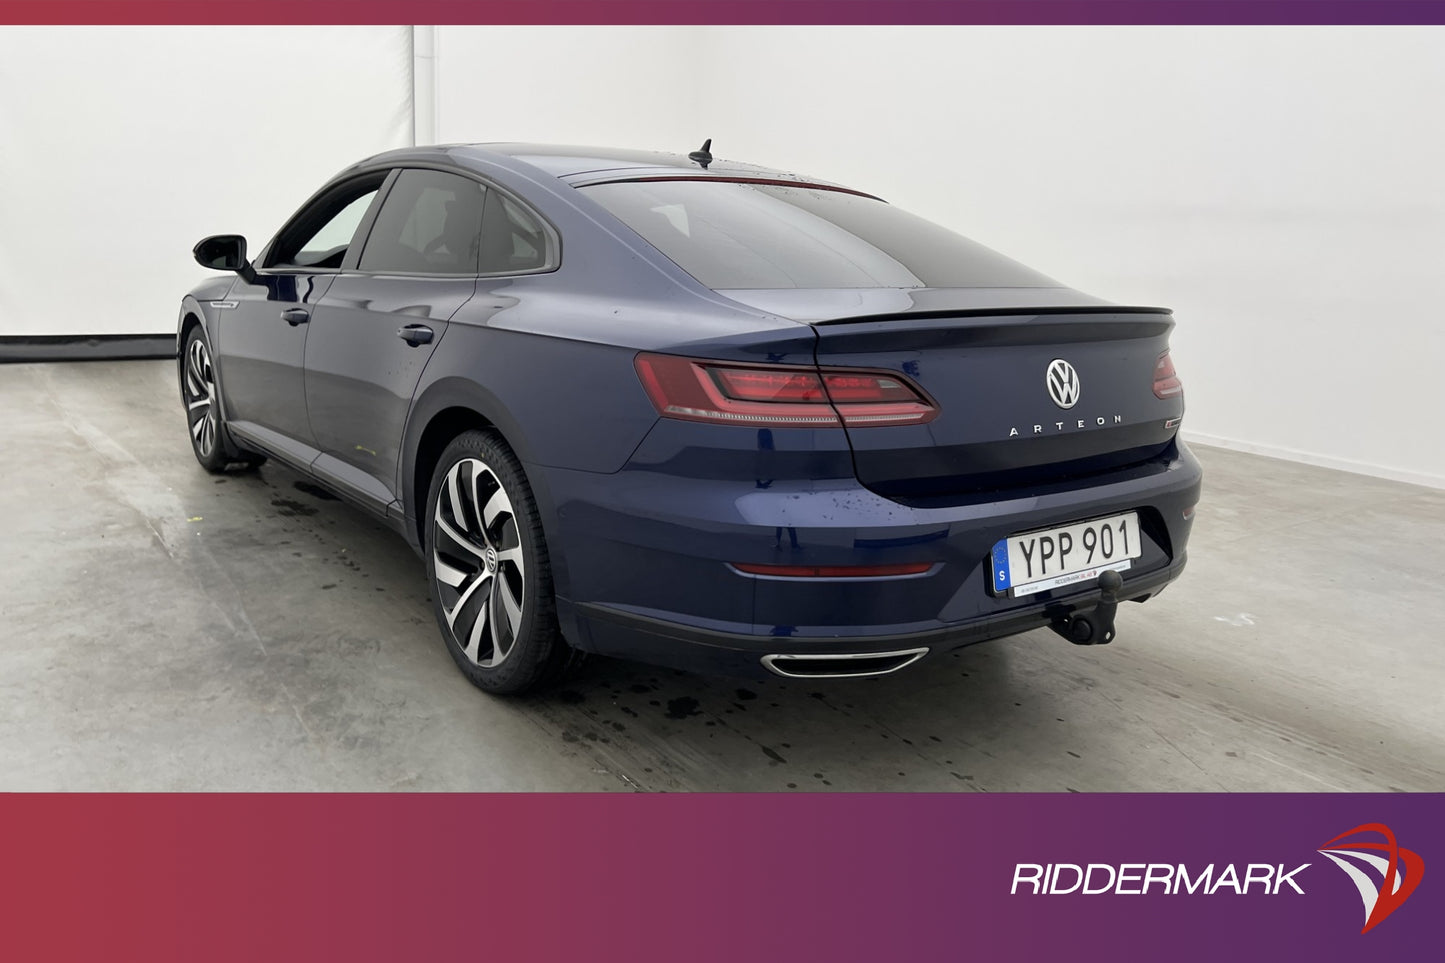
[536,440,1202,679]
[564,551,1186,678]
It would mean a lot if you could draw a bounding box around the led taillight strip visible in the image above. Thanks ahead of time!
[634,353,938,429]
[1153,349,1183,400]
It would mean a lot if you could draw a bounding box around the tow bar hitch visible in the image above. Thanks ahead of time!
[1048,569,1123,645]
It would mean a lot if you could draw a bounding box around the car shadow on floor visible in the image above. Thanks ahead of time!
[227,461,1057,790]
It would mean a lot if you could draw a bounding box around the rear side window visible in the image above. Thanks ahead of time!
[359,169,487,275]
[479,189,553,274]
[581,180,1058,290]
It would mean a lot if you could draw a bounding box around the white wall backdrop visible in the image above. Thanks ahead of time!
[0,26,412,339]
[431,26,699,150]
[2,26,1439,487]
[435,26,1445,487]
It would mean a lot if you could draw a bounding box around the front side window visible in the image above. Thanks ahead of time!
[267,176,385,269]
[581,179,1059,290]
[358,169,487,275]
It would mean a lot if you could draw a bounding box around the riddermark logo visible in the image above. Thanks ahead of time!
[1011,822,1425,934]
[1317,823,1425,934]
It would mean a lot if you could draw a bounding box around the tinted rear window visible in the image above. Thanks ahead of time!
[581,180,1058,290]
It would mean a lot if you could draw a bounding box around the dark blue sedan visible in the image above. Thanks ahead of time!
[180,142,1201,693]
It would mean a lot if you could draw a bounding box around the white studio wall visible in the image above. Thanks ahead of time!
[0,26,413,339]
[433,25,1445,487]
[431,26,699,152]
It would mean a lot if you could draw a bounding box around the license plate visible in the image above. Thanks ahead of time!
[990,511,1140,598]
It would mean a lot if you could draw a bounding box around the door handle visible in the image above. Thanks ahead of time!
[398,324,434,346]
[281,308,310,326]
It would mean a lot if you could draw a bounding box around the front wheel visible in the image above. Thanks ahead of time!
[425,429,574,694]
[180,326,264,473]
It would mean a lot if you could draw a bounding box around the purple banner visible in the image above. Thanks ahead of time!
[4,2,1445,26]
[0,793,1435,960]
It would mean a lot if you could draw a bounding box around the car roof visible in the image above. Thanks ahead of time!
[467,143,786,179]
[348,143,861,193]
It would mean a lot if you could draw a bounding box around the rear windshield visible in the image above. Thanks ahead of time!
[580,179,1058,290]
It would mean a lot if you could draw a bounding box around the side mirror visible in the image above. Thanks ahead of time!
[193,234,257,284]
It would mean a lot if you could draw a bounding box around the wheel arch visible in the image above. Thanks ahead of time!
[401,377,542,554]
[176,299,207,396]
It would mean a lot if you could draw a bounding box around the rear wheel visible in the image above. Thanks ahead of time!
[180,326,264,473]
[425,429,574,694]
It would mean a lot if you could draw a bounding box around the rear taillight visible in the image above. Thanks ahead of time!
[1153,350,1183,400]
[634,354,937,428]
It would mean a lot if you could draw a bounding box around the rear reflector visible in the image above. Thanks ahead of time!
[1153,350,1183,400]
[635,353,937,428]
[732,562,933,578]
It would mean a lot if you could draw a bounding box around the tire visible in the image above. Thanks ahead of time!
[424,429,575,694]
[180,326,265,473]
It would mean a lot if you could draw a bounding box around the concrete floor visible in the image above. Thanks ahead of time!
[2,360,1442,792]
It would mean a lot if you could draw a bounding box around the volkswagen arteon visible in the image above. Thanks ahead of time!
[179,143,1201,693]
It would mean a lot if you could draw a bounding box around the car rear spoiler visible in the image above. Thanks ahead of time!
[809,305,1173,325]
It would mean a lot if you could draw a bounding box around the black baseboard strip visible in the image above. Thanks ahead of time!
[0,334,177,363]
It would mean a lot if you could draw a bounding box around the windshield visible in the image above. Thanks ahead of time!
[580,179,1059,290]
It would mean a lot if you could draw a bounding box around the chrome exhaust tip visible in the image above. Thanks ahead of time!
[761,647,929,679]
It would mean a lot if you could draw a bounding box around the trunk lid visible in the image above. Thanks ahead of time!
[806,307,1184,499]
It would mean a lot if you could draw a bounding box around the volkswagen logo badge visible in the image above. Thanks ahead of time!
[1046,359,1081,409]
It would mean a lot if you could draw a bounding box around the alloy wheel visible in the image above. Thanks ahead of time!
[184,337,218,456]
[432,457,526,668]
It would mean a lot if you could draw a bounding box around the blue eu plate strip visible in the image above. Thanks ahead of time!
[991,539,1011,592]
